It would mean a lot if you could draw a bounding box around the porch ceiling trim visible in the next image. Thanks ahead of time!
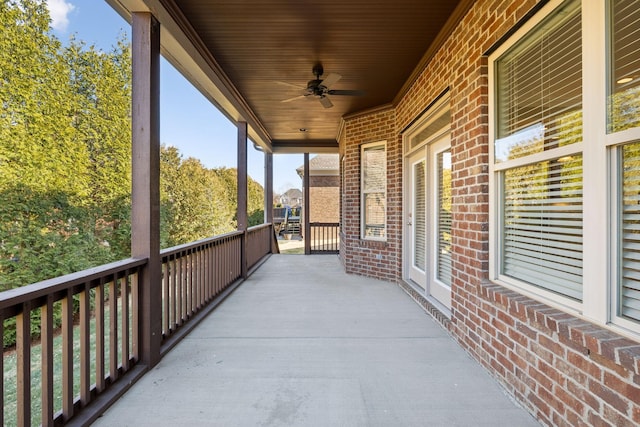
[271,140,339,154]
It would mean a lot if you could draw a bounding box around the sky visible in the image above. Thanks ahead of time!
[46,0,304,194]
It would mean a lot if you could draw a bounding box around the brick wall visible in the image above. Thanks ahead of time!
[308,175,340,224]
[340,107,400,282]
[339,0,640,425]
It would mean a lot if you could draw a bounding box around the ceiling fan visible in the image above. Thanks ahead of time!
[280,64,364,108]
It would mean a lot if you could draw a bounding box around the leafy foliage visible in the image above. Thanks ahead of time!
[0,1,264,347]
[160,146,264,247]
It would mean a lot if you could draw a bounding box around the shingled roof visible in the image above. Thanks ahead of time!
[296,154,339,177]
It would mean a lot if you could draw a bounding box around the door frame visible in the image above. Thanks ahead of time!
[402,94,451,313]
[426,136,452,310]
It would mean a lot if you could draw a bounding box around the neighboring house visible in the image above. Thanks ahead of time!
[276,188,302,207]
[296,154,340,225]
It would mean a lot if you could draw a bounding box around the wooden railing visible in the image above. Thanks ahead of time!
[247,224,273,269]
[0,258,146,427]
[160,231,243,343]
[310,222,340,254]
[1,224,274,426]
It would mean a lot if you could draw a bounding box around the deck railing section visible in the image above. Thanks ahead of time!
[310,222,340,254]
[2,224,274,426]
[246,224,273,269]
[160,231,243,342]
[0,258,146,427]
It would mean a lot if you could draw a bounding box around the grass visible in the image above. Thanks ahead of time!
[4,300,128,427]
[279,247,304,255]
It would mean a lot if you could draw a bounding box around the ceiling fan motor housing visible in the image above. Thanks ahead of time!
[307,79,326,96]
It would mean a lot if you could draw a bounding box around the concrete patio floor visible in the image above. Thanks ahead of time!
[93,255,539,427]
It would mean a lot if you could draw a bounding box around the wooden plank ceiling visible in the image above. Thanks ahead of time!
[171,0,472,147]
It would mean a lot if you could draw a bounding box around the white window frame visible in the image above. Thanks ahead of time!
[605,0,640,333]
[361,141,387,241]
[489,0,640,337]
[489,0,585,314]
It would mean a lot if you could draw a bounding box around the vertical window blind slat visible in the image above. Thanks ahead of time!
[437,150,452,286]
[414,160,426,269]
[620,142,640,321]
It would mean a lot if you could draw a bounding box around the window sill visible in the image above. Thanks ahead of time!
[358,239,389,249]
[477,281,640,376]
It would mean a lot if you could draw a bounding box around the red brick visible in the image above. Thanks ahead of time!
[555,356,587,385]
[587,411,612,427]
[539,334,566,358]
[591,352,631,380]
[603,371,640,406]
[538,359,566,388]
[568,350,603,381]
[529,391,551,418]
[567,378,601,412]
[602,404,636,427]
[529,365,554,392]
[588,379,630,415]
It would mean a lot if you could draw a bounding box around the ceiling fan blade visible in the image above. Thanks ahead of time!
[327,89,365,96]
[321,73,342,88]
[282,94,307,103]
[319,96,333,108]
[275,80,306,90]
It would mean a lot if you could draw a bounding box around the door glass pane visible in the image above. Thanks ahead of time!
[437,150,452,285]
[414,160,426,270]
[608,0,640,133]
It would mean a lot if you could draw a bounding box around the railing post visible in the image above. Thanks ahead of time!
[304,153,311,255]
[237,121,248,277]
[131,12,162,367]
[265,152,276,253]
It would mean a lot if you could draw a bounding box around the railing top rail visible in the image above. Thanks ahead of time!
[309,222,340,226]
[160,230,244,258]
[247,223,272,232]
[0,257,147,310]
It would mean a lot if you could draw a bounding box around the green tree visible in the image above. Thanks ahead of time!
[65,38,132,257]
[0,0,89,199]
[160,145,265,246]
[0,1,131,292]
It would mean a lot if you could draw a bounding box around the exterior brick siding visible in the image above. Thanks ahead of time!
[338,0,640,425]
[308,175,339,223]
[340,107,400,282]
[308,185,339,223]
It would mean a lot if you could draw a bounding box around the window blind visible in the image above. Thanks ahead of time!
[609,0,640,133]
[502,157,583,300]
[437,151,452,286]
[414,160,426,269]
[621,143,640,321]
[363,146,385,192]
[362,144,386,238]
[495,0,582,163]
